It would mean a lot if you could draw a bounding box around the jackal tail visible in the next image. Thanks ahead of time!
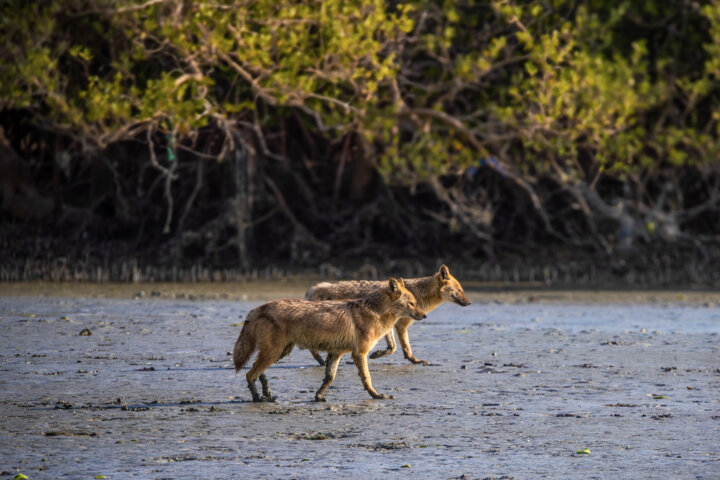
[303,286,315,301]
[233,309,261,372]
[304,282,331,301]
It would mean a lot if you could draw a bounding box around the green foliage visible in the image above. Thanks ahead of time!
[502,5,661,174]
[490,1,720,178]
[1,0,415,141]
[387,0,720,184]
[1,0,719,183]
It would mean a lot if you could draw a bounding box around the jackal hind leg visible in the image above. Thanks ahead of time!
[369,331,397,360]
[396,319,428,365]
[352,352,393,400]
[258,374,276,402]
[310,350,326,366]
[246,343,285,402]
[314,353,342,402]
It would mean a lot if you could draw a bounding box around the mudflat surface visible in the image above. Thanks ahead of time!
[1,290,719,479]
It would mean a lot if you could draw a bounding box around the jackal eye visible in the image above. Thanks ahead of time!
[408,301,415,307]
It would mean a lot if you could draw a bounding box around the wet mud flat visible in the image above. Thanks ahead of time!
[1,293,719,479]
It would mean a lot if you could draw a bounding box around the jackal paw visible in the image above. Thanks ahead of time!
[314,396,327,403]
[261,395,277,403]
[369,349,390,359]
[372,393,394,400]
[408,357,429,365]
[251,396,264,403]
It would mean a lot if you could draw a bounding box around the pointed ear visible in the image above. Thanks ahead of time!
[397,278,405,287]
[388,277,401,293]
[439,264,450,280]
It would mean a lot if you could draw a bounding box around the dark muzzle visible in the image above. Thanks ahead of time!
[454,295,471,306]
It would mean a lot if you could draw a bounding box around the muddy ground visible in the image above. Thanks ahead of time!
[1,283,719,479]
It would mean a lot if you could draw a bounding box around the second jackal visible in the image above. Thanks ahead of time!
[305,264,470,365]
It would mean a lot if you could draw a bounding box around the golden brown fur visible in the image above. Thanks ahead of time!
[305,265,470,365]
[233,278,426,402]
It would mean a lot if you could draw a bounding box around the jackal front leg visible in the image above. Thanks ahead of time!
[369,331,397,359]
[315,353,341,402]
[310,349,326,366]
[396,320,428,365]
[352,352,393,400]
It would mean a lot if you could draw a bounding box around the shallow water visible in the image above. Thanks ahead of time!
[1,296,719,479]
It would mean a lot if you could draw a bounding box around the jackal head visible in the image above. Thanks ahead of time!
[437,264,471,306]
[388,277,426,320]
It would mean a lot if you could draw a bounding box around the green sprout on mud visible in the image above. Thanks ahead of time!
[576,448,591,455]
[649,394,670,400]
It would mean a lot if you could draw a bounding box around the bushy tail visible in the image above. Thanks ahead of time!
[304,286,316,301]
[233,310,260,372]
[305,282,331,301]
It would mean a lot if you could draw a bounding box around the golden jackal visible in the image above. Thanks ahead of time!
[305,264,470,365]
[233,278,426,402]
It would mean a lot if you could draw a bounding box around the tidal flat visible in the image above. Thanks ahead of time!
[1,284,719,479]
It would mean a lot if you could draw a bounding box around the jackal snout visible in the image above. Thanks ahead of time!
[453,292,471,307]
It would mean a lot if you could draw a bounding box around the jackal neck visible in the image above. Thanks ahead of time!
[358,289,392,315]
[405,275,443,312]
[357,290,398,328]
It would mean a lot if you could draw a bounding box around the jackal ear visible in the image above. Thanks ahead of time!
[439,264,450,280]
[388,277,401,293]
[397,278,405,287]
